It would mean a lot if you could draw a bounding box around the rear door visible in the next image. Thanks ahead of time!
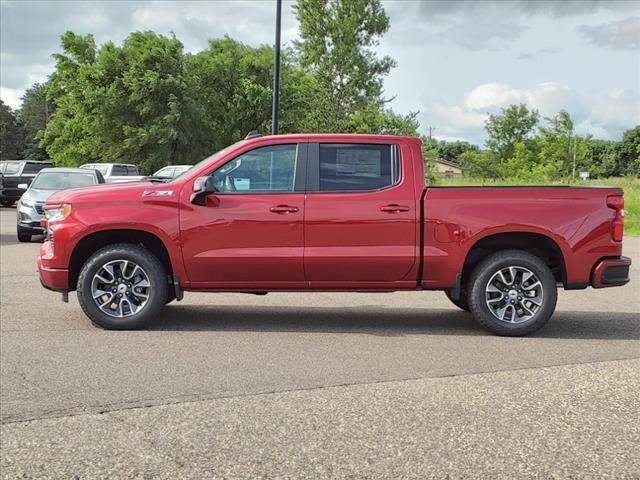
[180,142,308,288]
[304,141,418,287]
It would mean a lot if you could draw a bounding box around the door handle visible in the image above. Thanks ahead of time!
[380,204,410,213]
[270,205,299,214]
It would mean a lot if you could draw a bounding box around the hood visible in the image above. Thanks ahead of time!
[23,188,55,203]
[46,180,155,205]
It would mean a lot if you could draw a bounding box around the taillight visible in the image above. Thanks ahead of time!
[607,195,624,242]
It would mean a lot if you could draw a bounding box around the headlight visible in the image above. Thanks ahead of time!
[44,204,72,223]
[20,197,35,208]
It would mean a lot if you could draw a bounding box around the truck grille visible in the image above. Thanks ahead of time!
[34,203,44,215]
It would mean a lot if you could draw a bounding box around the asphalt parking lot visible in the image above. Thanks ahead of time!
[1,206,639,479]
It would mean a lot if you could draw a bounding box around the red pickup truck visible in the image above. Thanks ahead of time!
[37,133,630,336]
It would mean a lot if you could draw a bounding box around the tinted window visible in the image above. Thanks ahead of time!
[4,162,21,175]
[212,144,297,193]
[22,162,53,174]
[111,165,128,176]
[126,165,139,175]
[318,144,399,192]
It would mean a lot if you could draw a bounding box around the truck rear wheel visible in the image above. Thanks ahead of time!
[467,250,557,336]
[445,290,470,312]
[77,243,168,330]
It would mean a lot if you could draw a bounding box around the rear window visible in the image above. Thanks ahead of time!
[126,166,139,176]
[318,144,400,192]
[111,165,128,176]
[22,163,53,174]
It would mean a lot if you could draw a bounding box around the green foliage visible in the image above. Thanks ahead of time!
[44,31,197,173]
[485,104,540,160]
[618,126,640,176]
[459,150,499,179]
[0,100,24,160]
[293,0,394,111]
[19,83,52,160]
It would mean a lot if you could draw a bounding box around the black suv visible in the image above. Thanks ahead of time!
[0,160,54,207]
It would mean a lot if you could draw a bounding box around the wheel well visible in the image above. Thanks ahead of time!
[461,233,566,288]
[68,230,173,290]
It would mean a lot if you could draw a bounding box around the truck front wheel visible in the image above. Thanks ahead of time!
[467,250,557,336]
[77,243,168,330]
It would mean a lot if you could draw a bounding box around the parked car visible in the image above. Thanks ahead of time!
[0,160,54,207]
[79,163,145,183]
[148,165,193,182]
[37,133,630,335]
[17,167,104,242]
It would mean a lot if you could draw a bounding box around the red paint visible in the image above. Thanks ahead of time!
[37,134,630,295]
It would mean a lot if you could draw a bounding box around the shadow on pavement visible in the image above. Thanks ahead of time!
[150,305,640,340]
[0,233,45,246]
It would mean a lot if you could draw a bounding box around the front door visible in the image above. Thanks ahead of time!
[180,143,307,289]
[304,142,418,287]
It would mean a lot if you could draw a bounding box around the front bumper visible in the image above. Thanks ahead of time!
[591,256,632,288]
[37,243,69,291]
[17,202,45,233]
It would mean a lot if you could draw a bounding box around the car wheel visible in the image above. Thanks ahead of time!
[467,250,557,336]
[2,200,15,208]
[17,226,32,242]
[445,289,470,312]
[77,243,168,330]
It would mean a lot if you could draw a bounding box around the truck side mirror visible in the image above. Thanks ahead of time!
[190,176,217,206]
[17,183,28,190]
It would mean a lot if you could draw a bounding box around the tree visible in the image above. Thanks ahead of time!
[45,31,198,173]
[185,36,275,155]
[294,0,394,111]
[19,83,52,160]
[459,150,500,179]
[617,126,640,176]
[485,104,539,160]
[0,100,24,160]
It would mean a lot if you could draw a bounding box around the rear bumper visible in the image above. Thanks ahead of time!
[591,256,632,288]
[37,254,69,292]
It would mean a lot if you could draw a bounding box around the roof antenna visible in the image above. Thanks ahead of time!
[245,131,263,140]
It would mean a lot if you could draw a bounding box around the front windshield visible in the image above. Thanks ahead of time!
[169,141,244,182]
[31,171,97,190]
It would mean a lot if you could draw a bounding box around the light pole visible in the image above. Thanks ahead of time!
[271,0,282,135]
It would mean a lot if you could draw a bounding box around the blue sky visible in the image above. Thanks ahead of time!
[1,0,638,145]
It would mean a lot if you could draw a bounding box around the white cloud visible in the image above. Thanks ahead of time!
[1,86,22,109]
[426,82,638,144]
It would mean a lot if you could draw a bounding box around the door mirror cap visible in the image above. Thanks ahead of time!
[190,176,217,205]
[17,183,28,190]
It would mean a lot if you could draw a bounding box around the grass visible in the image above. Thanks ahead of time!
[433,176,640,236]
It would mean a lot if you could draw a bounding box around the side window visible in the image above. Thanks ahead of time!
[318,143,400,192]
[111,165,128,176]
[212,144,297,193]
[4,162,21,175]
[127,166,140,176]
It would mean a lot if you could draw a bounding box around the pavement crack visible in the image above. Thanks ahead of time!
[3,356,638,426]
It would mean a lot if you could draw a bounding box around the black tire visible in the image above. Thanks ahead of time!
[77,243,168,330]
[17,226,31,242]
[445,290,470,312]
[467,250,557,336]
[2,200,15,208]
